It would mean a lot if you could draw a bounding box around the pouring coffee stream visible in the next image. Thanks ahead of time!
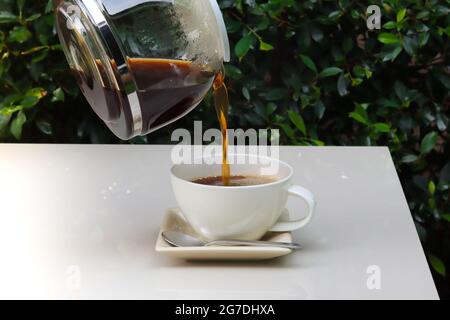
[213,71,231,186]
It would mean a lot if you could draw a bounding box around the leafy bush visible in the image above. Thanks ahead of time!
[1,0,449,297]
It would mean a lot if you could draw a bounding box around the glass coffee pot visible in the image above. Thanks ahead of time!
[53,0,230,140]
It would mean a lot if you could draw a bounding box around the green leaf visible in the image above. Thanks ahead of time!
[266,103,277,115]
[26,13,41,22]
[235,35,252,60]
[259,40,274,51]
[397,9,407,23]
[351,78,362,87]
[342,36,353,54]
[438,26,450,37]
[262,88,288,101]
[319,67,342,78]
[299,54,317,73]
[351,9,359,19]
[439,163,450,186]
[31,48,49,63]
[328,10,341,21]
[8,26,32,44]
[297,24,311,49]
[428,254,446,277]
[279,123,295,139]
[418,32,430,47]
[353,66,365,78]
[0,114,11,132]
[27,87,47,100]
[10,111,27,140]
[0,11,18,24]
[0,105,22,116]
[242,87,250,100]
[310,25,323,42]
[52,87,65,103]
[442,214,450,222]
[415,222,427,242]
[51,44,63,51]
[349,112,367,125]
[436,112,449,131]
[401,154,419,163]
[436,5,450,16]
[416,11,429,20]
[288,111,306,136]
[36,120,53,135]
[337,73,349,96]
[420,132,438,154]
[394,81,408,101]
[18,0,26,15]
[373,123,391,133]
[314,100,326,120]
[380,98,400,108]
[310,139,325,146]
[20,45,48,56]
[383,21,396,29]
[45,0,54,14]
[381,45,403,62]
[378,33,400,44]
[20,96,39,108]
[428,181,436,195]
[224,65,242,79]
[349,103,370,125]
[403,36,418,56]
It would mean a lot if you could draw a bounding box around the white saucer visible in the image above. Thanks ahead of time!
[155,208,294,261]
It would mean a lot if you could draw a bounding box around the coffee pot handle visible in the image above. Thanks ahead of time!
[270,185,316,232]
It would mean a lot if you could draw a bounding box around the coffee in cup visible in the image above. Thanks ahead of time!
[192,175,276,187]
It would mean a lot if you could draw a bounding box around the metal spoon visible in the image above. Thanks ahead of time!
[162,231,301,250]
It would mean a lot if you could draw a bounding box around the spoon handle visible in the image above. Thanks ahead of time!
[205,240,301,250]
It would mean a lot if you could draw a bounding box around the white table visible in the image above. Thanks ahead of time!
[0,145,438,300]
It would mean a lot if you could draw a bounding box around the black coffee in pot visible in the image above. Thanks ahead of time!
[128,58,215,131]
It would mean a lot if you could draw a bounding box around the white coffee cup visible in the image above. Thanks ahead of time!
[171,154,315,241]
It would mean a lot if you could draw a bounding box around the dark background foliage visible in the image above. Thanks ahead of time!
[0,0,449,298]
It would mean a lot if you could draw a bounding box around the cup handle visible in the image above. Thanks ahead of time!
[270,185,316,232]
